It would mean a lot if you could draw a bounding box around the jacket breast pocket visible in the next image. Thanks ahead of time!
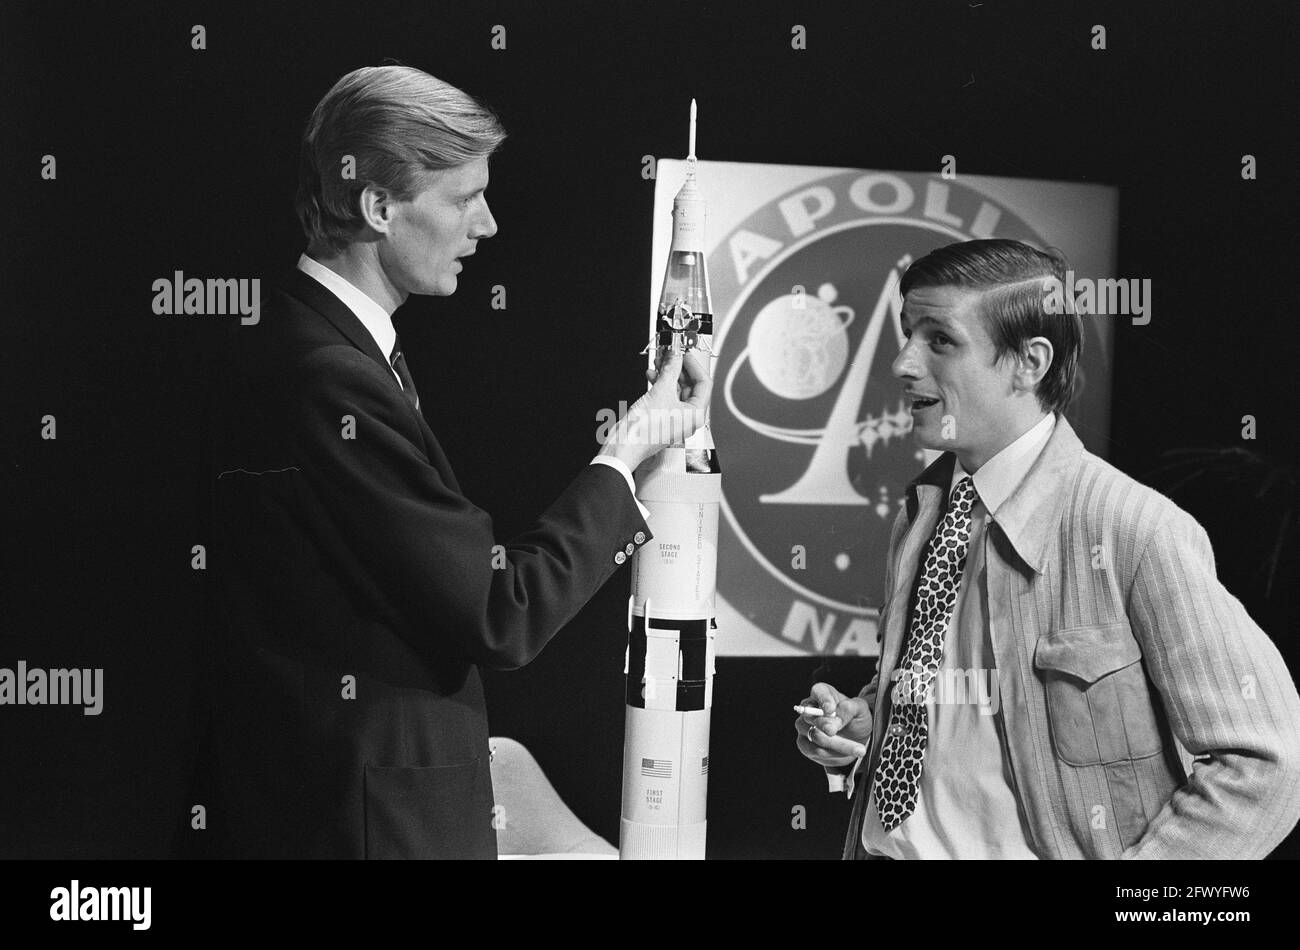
[1033,622,1163,767]
[364,760,496,859]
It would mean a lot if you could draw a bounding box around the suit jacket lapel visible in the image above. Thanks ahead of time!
[278,268,462,493]
[847,453,952,856]
[864,453,951,796]
[280,268,394,374]
[877,454,953,685]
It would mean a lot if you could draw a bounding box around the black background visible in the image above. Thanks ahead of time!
[2,0,1296,860]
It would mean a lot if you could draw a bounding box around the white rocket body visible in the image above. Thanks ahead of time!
[619,149,721,860]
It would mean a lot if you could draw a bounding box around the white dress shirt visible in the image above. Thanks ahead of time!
[858,412,1055,858]
[295,254,648,518]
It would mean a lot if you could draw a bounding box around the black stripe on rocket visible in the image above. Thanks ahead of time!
[625,614,716,710]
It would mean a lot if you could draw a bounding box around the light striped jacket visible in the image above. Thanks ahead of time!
[841,416,1300,859]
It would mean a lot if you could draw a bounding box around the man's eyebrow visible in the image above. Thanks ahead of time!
[899,310,958,332]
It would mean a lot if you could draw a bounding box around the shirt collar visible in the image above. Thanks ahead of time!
[951,412,1056,515]
[908,414,1084,575]
[297,254,398,361]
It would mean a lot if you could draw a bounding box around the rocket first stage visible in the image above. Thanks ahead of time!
[619,101,721,860]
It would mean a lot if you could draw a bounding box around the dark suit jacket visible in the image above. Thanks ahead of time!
[203,267,650,859]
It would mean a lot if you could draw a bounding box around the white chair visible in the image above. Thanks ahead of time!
[489,737,618,859]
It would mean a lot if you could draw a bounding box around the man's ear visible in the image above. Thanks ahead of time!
[1014,336,1054,394]
[357,184,395,234]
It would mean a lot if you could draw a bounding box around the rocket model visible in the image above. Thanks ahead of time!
[619,101,721,860]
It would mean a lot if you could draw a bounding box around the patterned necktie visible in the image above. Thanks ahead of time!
[872,475,980,831]
[389,337,421,412]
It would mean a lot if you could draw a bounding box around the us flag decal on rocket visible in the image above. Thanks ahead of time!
[640,758,673,779]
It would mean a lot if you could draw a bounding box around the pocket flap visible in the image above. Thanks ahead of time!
[364,760,495,859]
[1034,622,1141,683]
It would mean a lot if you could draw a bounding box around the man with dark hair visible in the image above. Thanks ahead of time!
[204,65,709,858]
[796,238,1300,859]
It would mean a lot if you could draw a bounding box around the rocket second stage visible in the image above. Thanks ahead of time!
[620,101,721,860]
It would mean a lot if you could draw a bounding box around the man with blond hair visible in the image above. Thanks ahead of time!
[205,65,708,858]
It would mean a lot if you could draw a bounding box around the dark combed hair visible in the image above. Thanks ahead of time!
[898,238,1083,415]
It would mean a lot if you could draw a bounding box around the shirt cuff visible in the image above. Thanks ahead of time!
[823,743,870,797]
[589,456,651,521]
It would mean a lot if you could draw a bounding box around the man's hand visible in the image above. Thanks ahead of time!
[598,349,713,471]
[794,682,872,768]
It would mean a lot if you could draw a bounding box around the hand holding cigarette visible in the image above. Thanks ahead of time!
[794,682,872,764]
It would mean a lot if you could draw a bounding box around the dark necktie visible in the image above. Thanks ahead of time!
[872,475,980,831]
[389,338,421,412]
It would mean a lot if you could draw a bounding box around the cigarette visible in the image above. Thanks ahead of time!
[793,704,834,717]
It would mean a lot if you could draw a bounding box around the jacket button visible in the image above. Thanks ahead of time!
[625,543,635,555]
[634,531,646,544]
[614,551,627,565]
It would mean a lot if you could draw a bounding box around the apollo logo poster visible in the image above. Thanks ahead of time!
[648,161,1118,657]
